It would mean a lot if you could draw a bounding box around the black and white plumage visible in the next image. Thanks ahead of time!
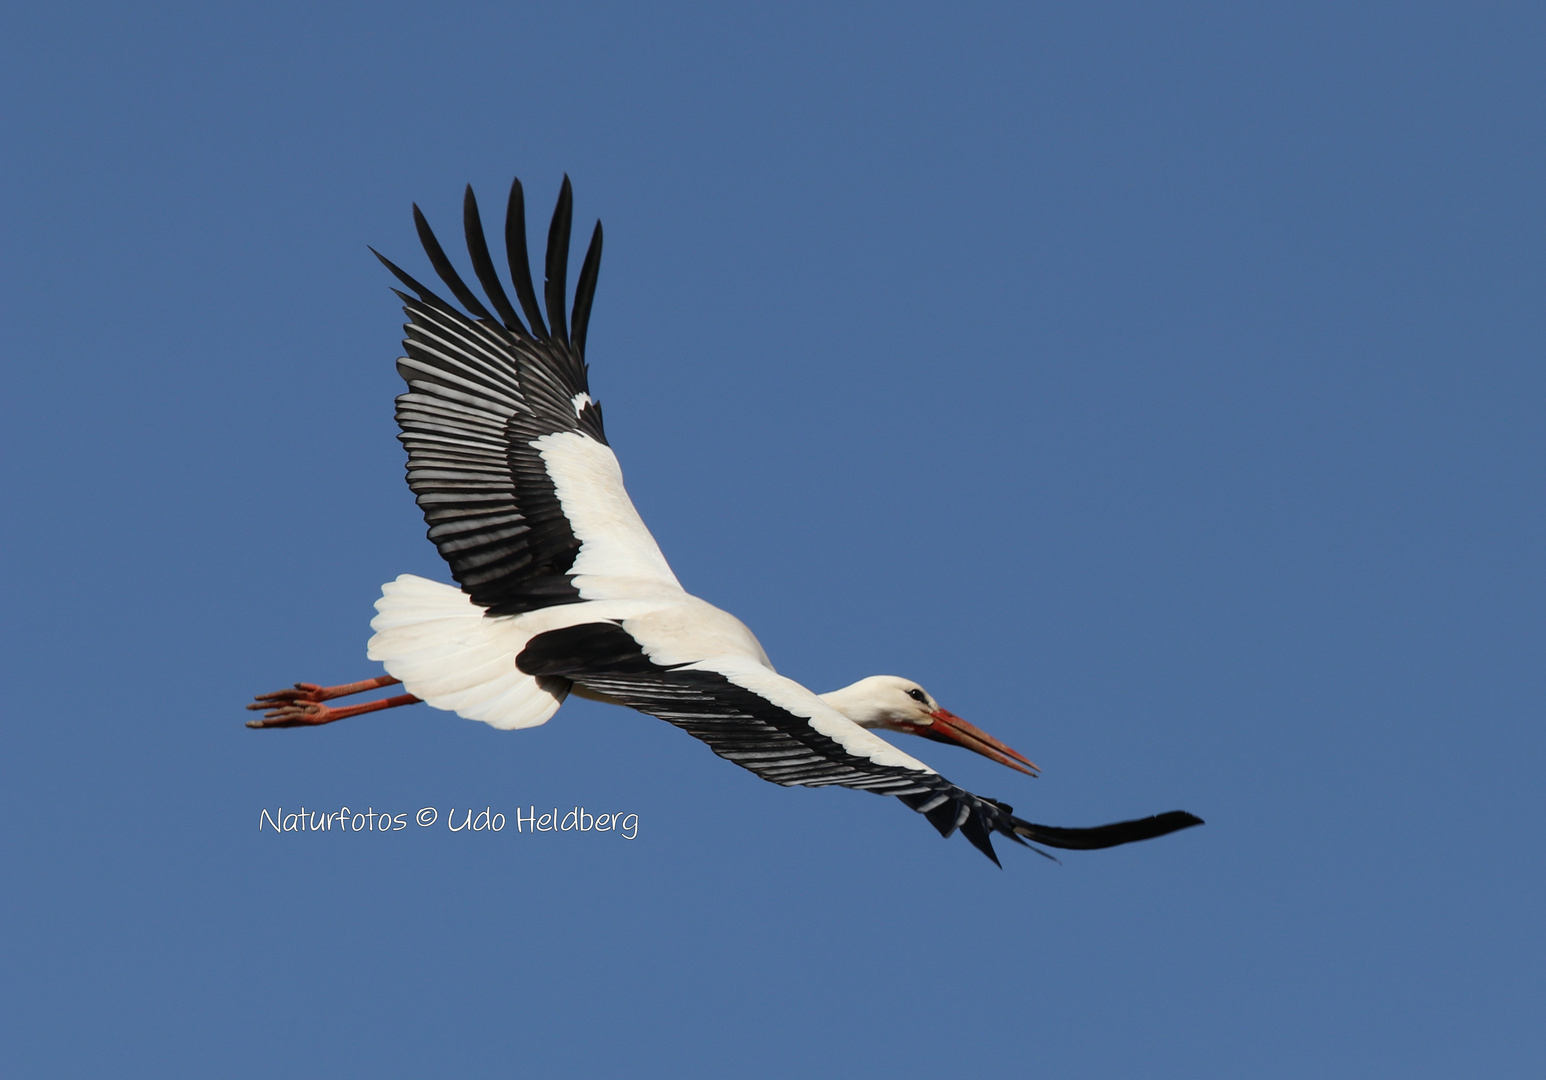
[250,176,1203,866]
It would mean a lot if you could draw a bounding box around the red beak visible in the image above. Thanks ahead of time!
[920,708,1039,776]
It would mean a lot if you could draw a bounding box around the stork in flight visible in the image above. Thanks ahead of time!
[248,176,1202,865]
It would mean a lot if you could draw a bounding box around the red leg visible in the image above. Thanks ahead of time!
[246,676,421,729]
[251,675,403,705]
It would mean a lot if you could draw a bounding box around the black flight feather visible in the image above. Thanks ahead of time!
[462,186,525,334]
[369,247,462,321]
[958,811,1002,867]
[413,204,497,323]
[571,221,603,357]
[504,178,549,337]
[1013,811,1204,851]
[922,800,961,837]
[544,176,573,343]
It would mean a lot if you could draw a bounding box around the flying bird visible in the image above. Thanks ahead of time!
[248,176,1202,865]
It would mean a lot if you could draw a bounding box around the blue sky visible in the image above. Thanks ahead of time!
[2,3,1542,1077]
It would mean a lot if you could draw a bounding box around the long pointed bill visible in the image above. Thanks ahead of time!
[923,708,1040,776]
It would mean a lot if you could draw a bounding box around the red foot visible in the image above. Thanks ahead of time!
[246,676,420,729]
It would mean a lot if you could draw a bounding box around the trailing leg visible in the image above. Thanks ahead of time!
[246,676,421,728]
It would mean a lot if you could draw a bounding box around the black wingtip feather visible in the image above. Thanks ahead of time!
[544,175,574,343]
[1012,810,1204,851]
[413,204,497,323]
[462,186,526,334]
[504,178,549,337]
[959,811,1002,867]
[571,220,603,357]
[922,801,961,837]
[370,247,458,317]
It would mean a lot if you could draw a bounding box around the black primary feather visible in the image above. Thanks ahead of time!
[958,812,1002,867]
[571,221,603,357]
[462,186,526,334]
[503,177,549,337]
[370,247,460,320]
[544,176,573,343]
[412,204,496,323]
[1012,811,1204,851]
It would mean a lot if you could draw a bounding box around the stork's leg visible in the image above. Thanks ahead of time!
[246,675,422,729]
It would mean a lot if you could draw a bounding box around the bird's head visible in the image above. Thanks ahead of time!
[818,675,1039,776]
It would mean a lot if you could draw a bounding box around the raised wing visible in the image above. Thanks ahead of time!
[374,177,681,615]
[517,622,1204,865]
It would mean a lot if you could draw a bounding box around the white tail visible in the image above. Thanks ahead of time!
[366,575,567,730]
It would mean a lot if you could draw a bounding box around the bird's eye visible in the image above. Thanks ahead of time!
[907,688,928,703]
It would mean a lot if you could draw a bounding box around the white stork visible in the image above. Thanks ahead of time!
[249,176,1202,865]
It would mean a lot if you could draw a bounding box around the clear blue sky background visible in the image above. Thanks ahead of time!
[2,3,1542,1077]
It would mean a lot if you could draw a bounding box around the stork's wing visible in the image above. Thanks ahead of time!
[517,622,1203,865]
[374,177,682,615]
